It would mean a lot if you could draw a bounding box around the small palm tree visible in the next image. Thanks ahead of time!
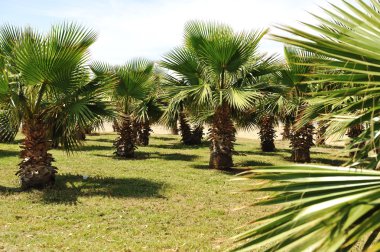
[93,59,156,158]
[161,21,268,169]
[160,72,205,145]
[0,23,113,189]
[278,47,316,162]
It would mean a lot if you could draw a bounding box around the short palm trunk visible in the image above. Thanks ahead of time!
[290,122,314,163]
[179,112,193,145]
[114,115,136,158]
[190,125,203,145]
[258,115,276,152]
[209,105,236,169]
[137,121,151,146]
[170,124,179,135]
[17,117,57,189]
[282,121,291,140]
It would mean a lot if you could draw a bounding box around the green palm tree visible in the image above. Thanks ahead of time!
[93,59,156,158]
[233,55,283,153]
[234,0,380,250]
[278,47,316,162]
[0,23,113,189]
[160,75,204,146]
[161,21,268,169]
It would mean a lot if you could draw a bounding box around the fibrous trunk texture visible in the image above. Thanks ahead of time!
[258,115,276,152]
[114,115,136,158]
[315,121,328,146]
[179,112,193,145]
[112,119,119,132]
[137,121,151,146]
[347,124,364,158]
[170,123,179,135]
[17,117,57,189]
[282,121,291,140]
[75,126,86,141]
[190,125,203,145]
[209,105,236,169]
[290,106,314,163]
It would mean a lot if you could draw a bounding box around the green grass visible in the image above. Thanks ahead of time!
[0,133,346,251]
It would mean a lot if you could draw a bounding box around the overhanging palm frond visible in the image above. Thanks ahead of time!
[233,165,380,252]
[234,0,380,250]
[271,0,380,163]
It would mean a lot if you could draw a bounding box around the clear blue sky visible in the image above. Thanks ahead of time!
[0,0,339,64]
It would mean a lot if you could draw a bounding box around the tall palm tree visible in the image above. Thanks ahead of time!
[0,23,113,189]
[161,21,268,169]
[234,0,380,250]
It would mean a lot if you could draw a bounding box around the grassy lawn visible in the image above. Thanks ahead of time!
[0,133,346,251]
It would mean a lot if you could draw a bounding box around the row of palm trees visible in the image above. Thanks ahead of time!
[1,0,377,250]
[0,20,322,189]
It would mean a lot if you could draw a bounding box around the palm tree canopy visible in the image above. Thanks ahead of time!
[161,21,270,119]
[0,23,113,150]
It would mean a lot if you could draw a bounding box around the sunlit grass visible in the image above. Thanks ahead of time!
[0,133,346,251]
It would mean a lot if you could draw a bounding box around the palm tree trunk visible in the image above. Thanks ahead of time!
[315,121,328,146]
[112,119,119,132]
[347,124,364,158]
[138,121,151,146]
[258,115,276,152]
[76,126,86,141]
[282,121,291,140]
[190,125,203,145]
[17,117,57,189]
[170,123,179,135]
[209,105,236,169]
[114,115,136,158]
[179,112,193,145]
[290,105,314,163]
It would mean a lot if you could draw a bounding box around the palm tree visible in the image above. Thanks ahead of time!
[234,0,380,250]
[160,74,204,145]
[134,97,163,146]
[234,55,283,153]
[161,21,268,169]
[93,59,156,158]
[278,47,316,162]
[0,23,113,189]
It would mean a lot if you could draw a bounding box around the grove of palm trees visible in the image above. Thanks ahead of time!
[0,0,379,251]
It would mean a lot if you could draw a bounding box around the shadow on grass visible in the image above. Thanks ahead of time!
[150,136,177,141]
[0,150,19,158]
[236,149,289,157]
[78,144,114,152]
[311,157,346,166]
[45,174,165,204]
[88,138,115,144]
[149,141,209,150]
[95,151,200,162]
[236,160,272,167]
[191,164,251,175]
[0,185,22,194]
[0,174,165,205]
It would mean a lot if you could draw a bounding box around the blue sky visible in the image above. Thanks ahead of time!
[0,0,340,64]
